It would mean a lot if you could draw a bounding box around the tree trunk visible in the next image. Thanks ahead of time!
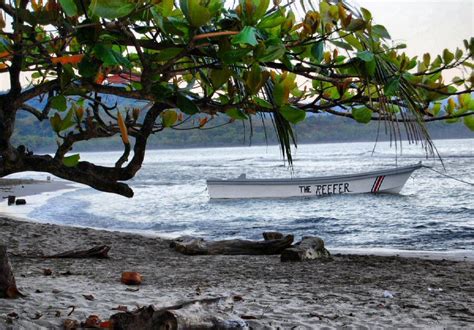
[0,246,22,298]
[170,235,294,255]
[281,236,331,262]
[110,297,246,329]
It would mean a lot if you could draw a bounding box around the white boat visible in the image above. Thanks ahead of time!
[207,163,422,199]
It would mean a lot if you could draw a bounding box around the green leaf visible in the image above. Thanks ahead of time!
[89,0,135,19]
[245,64,268,94]
[273,82,288,107]
[220,48,252,64]
[50,113,62,133]
[343,34,363,50]
[311,41,324,63]
[59,0,78,16]
[94,44,131,68]
[345,18,366,32]
[258,44,286,62]
[257,9,286,29]
[253,0,270,21]
[60,108,76,131]
[360,7,372,21]
[279,105,306,124]
[442,49,454,64]
[356,50,374,62]
[464,115,474,131]
[226,108,248,120]
[78,57,100,78]
[329,40,353,51]
[161,110,178,127]
[352,107,372,123]
[210,68,231,89]
[232,26,258,46]
[384,78,400,96]
[155,48,183,62]
[63,154,80,167]
[176,93,199,115]
[180,0,212,27]
[365,59,376,77]
[431,103,442,116]
[372,24,390,39]
[253,97,273,109]
[50,95,67,112]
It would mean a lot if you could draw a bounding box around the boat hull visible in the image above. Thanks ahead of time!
[207,163,422,199]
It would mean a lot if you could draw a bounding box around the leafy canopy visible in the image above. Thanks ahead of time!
[0,0,472,196]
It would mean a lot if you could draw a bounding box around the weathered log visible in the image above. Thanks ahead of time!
[0,246,23,298]
[171,235,294,255]
[44,245,110,258]
[262,232,284,241]
[281,236,331,262]
[110,297,247,330]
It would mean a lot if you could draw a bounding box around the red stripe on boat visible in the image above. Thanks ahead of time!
[374,175,385,192]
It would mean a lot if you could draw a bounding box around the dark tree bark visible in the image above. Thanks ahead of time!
[170,235,294,255]
[0,246,22,298]
[110,297,246,329]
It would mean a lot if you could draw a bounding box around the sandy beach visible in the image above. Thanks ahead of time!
[0,180,473,328]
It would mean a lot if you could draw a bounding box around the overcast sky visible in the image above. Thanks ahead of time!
[0,0,472,91]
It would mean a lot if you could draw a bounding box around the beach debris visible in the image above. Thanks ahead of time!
[109,296,247,329]
[67,306,76,316]
[308,312,339,320]
[121,272,142,285]
[52,289,62,294]
[233,295,244,302]
[83,315,102,328]
[61,270,73,276]
[83,294,95,301]
[280,236,331,262]
[100,320,112,328]
[43,268,52,276]
[196,286,202,295]
[112,305,129,312]
[63,319,79,329]
[125,287,140,292]
[428,287,443,292]
[7,195,15,206]
[0,245,24,298]
[7,312,19,319]
[43,245,110,259]
[383,290,395,298]
[35,289,43,293]
[170,234,294,255]
[15,199,26,205]
[31,312,43,320]
[55,311,61,317]
[240,315,258,320]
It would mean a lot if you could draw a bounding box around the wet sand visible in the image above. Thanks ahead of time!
[0,215,473,329]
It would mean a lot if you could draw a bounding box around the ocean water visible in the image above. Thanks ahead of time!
[16,139,474,251]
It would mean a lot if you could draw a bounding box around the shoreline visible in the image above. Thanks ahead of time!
[0,216,473,328]
[1,178,472,262]
[1,178,473,327]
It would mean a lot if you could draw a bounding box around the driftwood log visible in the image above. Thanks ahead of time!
[281,236,331,262]
[0,246,22,298]
[110,297,247,329]
[170,235,294,255]
[44,245,110,258]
